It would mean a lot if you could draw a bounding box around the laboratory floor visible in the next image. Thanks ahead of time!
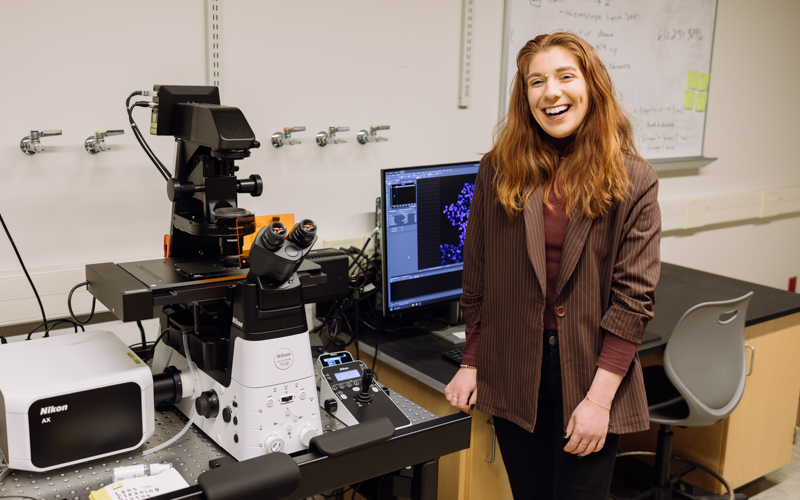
[739,427,800,499]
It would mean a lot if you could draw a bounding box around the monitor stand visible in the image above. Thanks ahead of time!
[428,325,467,345]
[425,302,466,344]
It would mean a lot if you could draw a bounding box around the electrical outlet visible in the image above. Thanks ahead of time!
[683,199,706,229]
[760,190,780,218]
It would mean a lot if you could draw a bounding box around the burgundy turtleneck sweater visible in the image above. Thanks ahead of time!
[461,135,637,377]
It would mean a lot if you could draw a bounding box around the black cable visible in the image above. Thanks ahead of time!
[310,299,341,335]
[371,326,379,373]
[352,296,360,360]
[45,319,80,337]
[129,101,169,174]
[0,335,7,344]
[143,329,169,362]
[348,229,378,272]
[327,307,355,349]
[321,487,350,499]
[0,211,47,326]
[351,482,363,500]
[27,319,85,340]
[126,91,170,180]
[67,281,97,325]
[136,320,147,348]
[128,103,170,180]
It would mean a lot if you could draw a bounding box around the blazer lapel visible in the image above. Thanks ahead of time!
[523,186,547,296]
[556,210,594,296]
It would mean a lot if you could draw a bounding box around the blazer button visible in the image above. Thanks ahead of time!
[555,306,566,317]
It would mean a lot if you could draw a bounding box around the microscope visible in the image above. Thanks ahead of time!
[85,86,345,460]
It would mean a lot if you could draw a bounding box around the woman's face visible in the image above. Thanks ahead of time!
[526,47,589,139]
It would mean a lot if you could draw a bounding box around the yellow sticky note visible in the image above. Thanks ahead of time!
[697,72,710,91]
[686,70,698,89]
[683,90,696,110]
[696,92,708,112]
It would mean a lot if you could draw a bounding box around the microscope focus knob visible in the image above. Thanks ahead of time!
[222,406,232,423]
[195,390,220,419]
[167,178,196,202]
[264,434,285,453]
[324,398,338,414]
[298,425,319,447]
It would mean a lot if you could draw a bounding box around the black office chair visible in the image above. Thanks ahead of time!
[615,291,754,500]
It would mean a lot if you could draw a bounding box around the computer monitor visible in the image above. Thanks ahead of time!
[380,161,480,317]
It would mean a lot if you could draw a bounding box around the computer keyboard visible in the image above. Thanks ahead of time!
[441,347,464,366]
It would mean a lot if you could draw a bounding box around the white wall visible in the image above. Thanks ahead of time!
[0,0,797,329]
[218,0,503,237]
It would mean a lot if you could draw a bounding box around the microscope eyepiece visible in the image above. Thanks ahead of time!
[261,222,287,251]
[288,219,317,248]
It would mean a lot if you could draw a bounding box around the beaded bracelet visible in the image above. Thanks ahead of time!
[460,364,478,369]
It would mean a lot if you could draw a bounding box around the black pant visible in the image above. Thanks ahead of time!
[493,331,620,500]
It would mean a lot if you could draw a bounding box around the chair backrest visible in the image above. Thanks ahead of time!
[663,291,753,427]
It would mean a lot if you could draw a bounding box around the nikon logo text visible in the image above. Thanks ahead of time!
[40,405,68,415]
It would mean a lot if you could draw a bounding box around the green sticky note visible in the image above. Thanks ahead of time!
[696,92,708,112]
[683,90,696,110]
[686,70,698,89]
[697,72,710,91]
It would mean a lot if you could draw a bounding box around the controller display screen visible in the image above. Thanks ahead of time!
[334,369,360,382]
[323,355,349,366]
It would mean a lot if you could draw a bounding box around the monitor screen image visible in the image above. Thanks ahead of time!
[380,161,480,315]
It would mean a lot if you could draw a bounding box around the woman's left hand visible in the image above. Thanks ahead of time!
[563,398,610,457]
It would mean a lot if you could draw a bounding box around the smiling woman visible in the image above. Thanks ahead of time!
[525,48,589,139]
[444,32,661,500]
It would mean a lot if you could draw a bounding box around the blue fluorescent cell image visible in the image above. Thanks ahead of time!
[440,181,475,265]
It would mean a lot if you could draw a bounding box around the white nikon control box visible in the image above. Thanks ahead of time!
[0,331,154,472]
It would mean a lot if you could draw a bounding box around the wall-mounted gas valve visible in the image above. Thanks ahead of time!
[271,126,306,147]
[316,126,350,146]
[357,125,390,144]
[20,130,62,155]
[85,130,125,154]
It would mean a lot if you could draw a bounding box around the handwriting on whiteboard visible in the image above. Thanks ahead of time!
[505,0,717,158]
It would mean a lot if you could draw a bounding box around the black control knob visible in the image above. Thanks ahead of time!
[167,178,196,202]
[238,174,263,197]
[355,369,375,404]
[195,390,220,418]
[222,406,232,423]
[324,398,338,414]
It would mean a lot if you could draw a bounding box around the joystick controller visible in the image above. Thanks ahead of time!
[355,368,375,404]
[318,356,411,428]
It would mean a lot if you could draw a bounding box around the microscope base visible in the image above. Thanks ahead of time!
[152,332,323,460]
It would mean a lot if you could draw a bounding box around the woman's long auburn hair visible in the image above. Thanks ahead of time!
[487,32,639,219]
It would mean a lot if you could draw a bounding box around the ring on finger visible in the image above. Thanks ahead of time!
[568,440,580,446]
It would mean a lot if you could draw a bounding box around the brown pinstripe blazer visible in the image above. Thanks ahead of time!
[460,154,661,434]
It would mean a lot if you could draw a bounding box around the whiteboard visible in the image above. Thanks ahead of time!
[501,0,718,160]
